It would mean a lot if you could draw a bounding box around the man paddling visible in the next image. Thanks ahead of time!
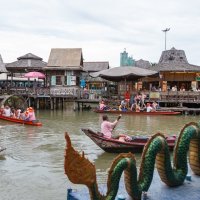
[101,114,121,139]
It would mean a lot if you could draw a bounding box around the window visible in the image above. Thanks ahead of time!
[56,76,62,85]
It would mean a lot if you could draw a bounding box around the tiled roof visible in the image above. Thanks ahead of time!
[6,53,47,70]
[83,61,109,72]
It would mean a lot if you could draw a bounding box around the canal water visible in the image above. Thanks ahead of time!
[0,103,199,200]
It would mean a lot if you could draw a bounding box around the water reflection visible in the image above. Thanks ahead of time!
[0,104,199,200]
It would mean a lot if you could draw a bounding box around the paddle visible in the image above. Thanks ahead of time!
[112,114,122,131]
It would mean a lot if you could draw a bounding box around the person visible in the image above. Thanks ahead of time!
[3,105,11,117]
[99,100,107,110]
[24,107,36,121]
[152,101,158,110]
[146,103,153,112]
[101,114,121,139]
[15,108,22,119]
[124,90,130,106]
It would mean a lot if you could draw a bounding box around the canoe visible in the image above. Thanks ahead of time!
[81,128,176,153]
[0,115,42,126]
[94,109,181,115]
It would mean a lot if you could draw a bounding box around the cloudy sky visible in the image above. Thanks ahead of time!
[0,0,200,67]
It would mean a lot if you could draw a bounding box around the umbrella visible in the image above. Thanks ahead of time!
[90,66,158,81]
[24,71,46,79]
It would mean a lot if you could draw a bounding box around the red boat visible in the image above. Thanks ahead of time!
[81,128,176,153]
[94,109,181,115]
[0,115,42,126]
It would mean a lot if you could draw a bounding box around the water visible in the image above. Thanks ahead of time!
[0,104,199,200]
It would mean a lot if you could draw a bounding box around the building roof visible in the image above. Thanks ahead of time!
[135,59,151,68]
[0,54,8,73]
[6,53,47,70]
[46,48,83,69]
[150,47,200,72]
[83,61,109,72]
[90,66,158,81]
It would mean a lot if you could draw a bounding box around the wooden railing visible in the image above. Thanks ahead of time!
[3,86,81,98]
[1,88,200,103]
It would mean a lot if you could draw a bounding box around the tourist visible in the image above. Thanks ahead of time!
[99,100,107,110]
[124,90,130,106]
[3,105,11,117]
[25,107,36,121]
[15,108,22,119]
[101,114,121,139]
[146,103,153,112]
[152,101,158,110]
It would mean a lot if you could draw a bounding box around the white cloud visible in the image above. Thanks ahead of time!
[1,0,200,66]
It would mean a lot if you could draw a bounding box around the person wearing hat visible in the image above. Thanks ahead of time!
[25,107,36,121]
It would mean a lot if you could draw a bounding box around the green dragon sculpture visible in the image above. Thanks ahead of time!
[64,122,200,200]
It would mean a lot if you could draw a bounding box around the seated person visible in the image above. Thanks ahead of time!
[146,103,153,112]
[24,107,36,121]
[152,101,158,110]
[3,105,11,117]
[101,115,121,139]
[99,100,107,110]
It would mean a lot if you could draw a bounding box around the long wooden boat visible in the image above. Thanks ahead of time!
[0,115,42,126]
[94,109,181,115]
[82,128,176,153]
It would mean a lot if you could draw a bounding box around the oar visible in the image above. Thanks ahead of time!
[112,114,122,131]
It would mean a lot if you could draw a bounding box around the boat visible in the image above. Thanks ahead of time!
[94,109,181,115]
[0,115,42,126]
[81,128,176,153]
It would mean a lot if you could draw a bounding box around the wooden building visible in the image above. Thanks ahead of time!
[6,53,46,76]
[83,61,109,87]
[140,47,200,91]
[43,48,83,98]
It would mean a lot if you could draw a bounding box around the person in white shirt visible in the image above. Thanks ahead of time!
[3,105,11,117]
[146,103,153,112]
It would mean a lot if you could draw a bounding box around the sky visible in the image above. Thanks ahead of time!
[0,0,200,67]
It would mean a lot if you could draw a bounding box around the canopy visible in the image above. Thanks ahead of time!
[90,66,158,81]
[24,71,45,79]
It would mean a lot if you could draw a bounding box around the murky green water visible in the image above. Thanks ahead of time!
[0,103,199,200]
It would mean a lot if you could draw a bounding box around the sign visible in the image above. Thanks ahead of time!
[149,92,160,99]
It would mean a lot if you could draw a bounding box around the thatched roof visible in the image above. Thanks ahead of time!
[150,47,200,72]
[83,61,109,72]
[46,48,83,70]
[135,59,151,68]
[90,66,158,81]
[6,53,47,71]
[0,55,8,73]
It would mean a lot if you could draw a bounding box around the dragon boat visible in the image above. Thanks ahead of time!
[65,121,200,200]
[81,128,176,153]
[94,109,181,115]
[0,115,42,126]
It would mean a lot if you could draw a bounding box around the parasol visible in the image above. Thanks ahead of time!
[24,71,46,79]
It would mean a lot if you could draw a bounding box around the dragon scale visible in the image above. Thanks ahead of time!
[64,122,200,200]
